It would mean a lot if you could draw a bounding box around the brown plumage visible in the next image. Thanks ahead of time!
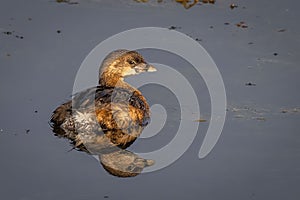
[50,49,156,151]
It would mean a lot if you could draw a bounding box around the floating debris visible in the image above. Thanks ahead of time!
[236,21,248,28]
[6,53,11,57]
[195,38,202,41]
[134,0,215,9]
[273,53,278,56]
[104,196,109,199]
[224,22,230,25]
[234,114,244,118]
[15,35,24,39]
[3,31,13,35]
[281,108,300,114]
[195,118,207,122]
[202,0,215,4]
[245,82,256,86]
[230,3,238,9]
[228,105,270,121]
[254,117,266,121]
[168,26,181,30]
[277,29,286,32]
[248,42,254,45]
[26,129,30,134]
[209,25,214,29]
[56,30,61,34]
[28,17,32,21]
[34,110,38,113]
[56,0,78,5]
[2,30,24,39]
[175,0,199,9]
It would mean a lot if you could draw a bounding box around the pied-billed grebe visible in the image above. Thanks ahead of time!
[51,49,156,150]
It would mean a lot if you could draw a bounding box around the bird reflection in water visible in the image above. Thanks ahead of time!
[50,50,156,177]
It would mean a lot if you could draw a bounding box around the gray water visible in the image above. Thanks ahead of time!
[0,0,300,199]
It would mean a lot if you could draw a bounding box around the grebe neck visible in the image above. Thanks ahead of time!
[99,72,137,92]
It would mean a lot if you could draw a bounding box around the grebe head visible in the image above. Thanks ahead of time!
[99,50,156,86]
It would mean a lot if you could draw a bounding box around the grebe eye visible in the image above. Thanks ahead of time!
[128,60,136,65]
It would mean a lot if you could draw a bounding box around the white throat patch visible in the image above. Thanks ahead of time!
[123,68,138,76]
